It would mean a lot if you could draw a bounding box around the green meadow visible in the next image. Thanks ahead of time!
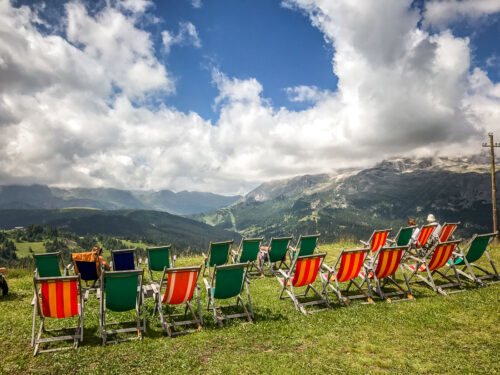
[1,242,499,374]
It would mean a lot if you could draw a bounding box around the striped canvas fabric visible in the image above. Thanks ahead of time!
[417,225,436,247]
[427,243,456,271]
[336,251,366,282]
[40,280,79,318]
[162,270,198,305]
[374,249,403,279]
[370,231,390,252]
[291,256,321,287]
[439,224,457,242]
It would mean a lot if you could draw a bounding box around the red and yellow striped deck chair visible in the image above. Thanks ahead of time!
[404,240,463,295]
[277,253,329,315]
[360,245,413,302]
[154,265,202,337]
[437,222,460,242]
[31,275,84,356]
[321,248,374,306]
[361,229,391,253]
[413,224,438,253]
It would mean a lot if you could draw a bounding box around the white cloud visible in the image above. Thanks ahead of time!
[0,0,499,195]
[191,0,202,9]
[117,0,153,14]
[423,0,500,28]
[162,21,201,53]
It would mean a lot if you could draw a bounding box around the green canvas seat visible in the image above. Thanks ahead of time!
[289,234,320,259]
[99,269,146,345]
[202,240,233,276]
[231,238,263,276]
[447,233,499,286]
[203,262,253,326]
[33,252,69,277]
[260,236,293,275]
[388,226,417,247]
[146,245,176,283]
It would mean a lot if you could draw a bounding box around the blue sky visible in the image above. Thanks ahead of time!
[2,0,500,193]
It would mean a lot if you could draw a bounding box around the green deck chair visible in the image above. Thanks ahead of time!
[33,252,70,277]
[260,236,293,275]
[231,238,264,276]
[203,262,253,326]
[447,233,499,286]
[289,234,320,260]
[99,269,146,345]
[202,240,233,276]
[388,226,416,247]
[146,245,176,283]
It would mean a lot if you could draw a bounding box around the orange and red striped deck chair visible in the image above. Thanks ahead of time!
[154,265,202,337]
[277,253,329,315]
[31,275,84,356]
[321,248,373,306]
[412,224,438,253]
[361,229,391,253]
[404,240,463,295]
[360,245,413,302]
[437,222,460,242]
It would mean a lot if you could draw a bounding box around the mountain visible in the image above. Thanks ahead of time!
[0,185,241,215]
[0,209,241,251]
[193,155,497,241]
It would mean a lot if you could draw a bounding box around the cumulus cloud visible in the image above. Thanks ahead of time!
[423,0,500,28]
[0,0,499,195]
[191,0,202,9]
[162,21,201,53]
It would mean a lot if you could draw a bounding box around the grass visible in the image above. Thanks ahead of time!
[1,242,499,374]
[14,242,46,257]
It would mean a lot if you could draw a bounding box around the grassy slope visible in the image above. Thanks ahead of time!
[14,242,46,257]
[0,242,499,374]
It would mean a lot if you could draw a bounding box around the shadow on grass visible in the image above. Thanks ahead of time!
[0,291,23,301]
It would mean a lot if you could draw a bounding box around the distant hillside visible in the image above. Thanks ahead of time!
[193,155,497,241]
[0,185,241,215]
[0,209,241,251]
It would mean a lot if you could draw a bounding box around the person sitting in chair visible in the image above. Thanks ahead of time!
[92,246,110,271]
[0,267,8,296]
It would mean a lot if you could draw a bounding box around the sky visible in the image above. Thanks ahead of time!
[1,0,500,195]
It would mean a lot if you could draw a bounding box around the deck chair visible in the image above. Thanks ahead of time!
[360,229,391,253]
[203,262,253,326]
[388,226,416,247]
[0,267,7,296]
[154,265,202,336]
[321,248,374,306]
[231,238,264,276]
[146,246,176,283]
[411,224,438,254]
[360,245,414,302]
[111,248,138,271]
[447,233,499,286]
[71,251,102,300]
[404,240,463,295]
[33,252,70,277]
[31,275,84,355]
[202,240,233,276]
[277,253,329,315]
[260,236,293,275]
[289,234,320,259]
[99,269,146,345]
[437,222,460,242]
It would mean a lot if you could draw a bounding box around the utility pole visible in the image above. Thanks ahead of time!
[482,133,499,242]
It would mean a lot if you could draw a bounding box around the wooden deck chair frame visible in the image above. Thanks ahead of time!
[277,253,329,315]
[33,252,71,277]
[153,265,203,337]
[203,262,253,327]
[31,275,84,356]
[321,248,374,306]
[202,240,234,276]
[99,269,146,345]
[387,226,416,247]
[289,234,320,260]
[231,237,264,276]
[360,229,392,254]
[403,240,463,295]
[260,236,293,276]
[146,245,176,283]
[71,251,102,300]
[446,233,499,286]
[110,248,138,271]
[437,222,460,243]
[360,245,414,302]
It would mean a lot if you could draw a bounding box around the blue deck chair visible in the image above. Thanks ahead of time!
[111,249,137,271]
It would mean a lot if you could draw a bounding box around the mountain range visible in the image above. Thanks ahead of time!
[0,185,240,215]
[193,155,497,242]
